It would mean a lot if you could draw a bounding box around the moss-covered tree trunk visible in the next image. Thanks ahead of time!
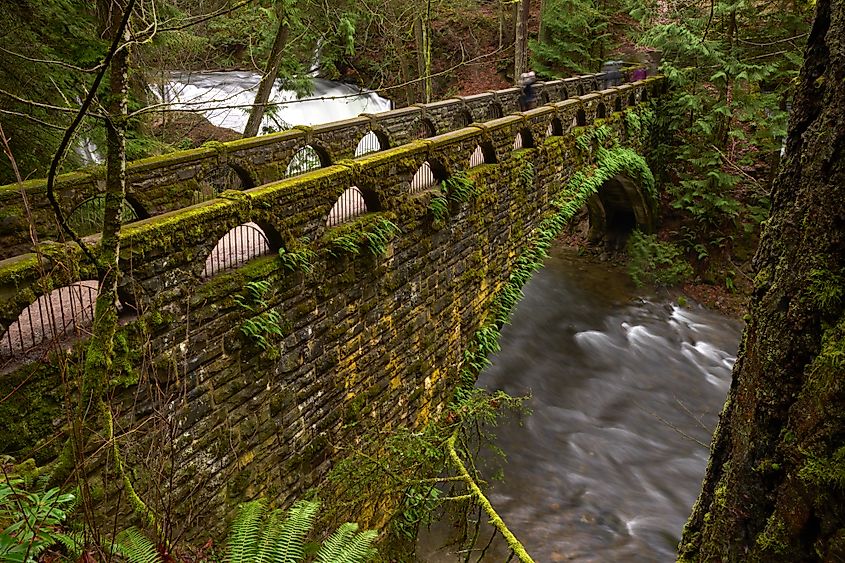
[243,1,290,138]
[679,0,845,560]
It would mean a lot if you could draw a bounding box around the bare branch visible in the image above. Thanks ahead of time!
[0,45,105,73]
[47,0,140,272]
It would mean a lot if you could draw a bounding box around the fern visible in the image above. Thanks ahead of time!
[315,522,377,563]
[428,195,448,223]
[443,171,477,203]
[264,500,319,563]
[225,499,265,563]
[115,527,162,563]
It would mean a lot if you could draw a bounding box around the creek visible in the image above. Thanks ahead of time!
[420,245,743,562]
[155,71,392,133]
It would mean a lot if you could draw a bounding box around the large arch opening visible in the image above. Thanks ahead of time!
[66,195,145,237]
[1,280,107,359]
[416,118,437,139]
[410,160,447,194]
[513,128,535,150]
[454,109,473,129]
[587,174,654,249]
[326,186,378,226]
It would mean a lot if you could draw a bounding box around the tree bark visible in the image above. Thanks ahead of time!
[679,0,845,560]
[243,2,290,138]
[514,0,530,83]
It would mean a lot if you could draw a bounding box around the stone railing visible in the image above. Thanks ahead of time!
[0,69,659,260]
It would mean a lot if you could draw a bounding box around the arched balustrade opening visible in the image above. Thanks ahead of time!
[410,161,447,194]
[67,195,144,237]
[454,110,473,129]
[597,103,607,119]
[513,129,535,150]
[201,222,274,278]
[576,109,587,126]
[1,280,107,359]
[628,93,636,107]
[641,90,649,103]
[285,145,329,177]
[416,118,436,139]
[354,131,389,157]
[546,118,563,137]
[614,97,623,113]
[487,103,503,120]
[469,142,497,168]
[326,186,369,226]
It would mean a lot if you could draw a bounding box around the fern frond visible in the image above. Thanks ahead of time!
[224,499,265,563]
[115,527,162,563]
[315,522,376,563]
[54,531,84,559]
[268,499,319,563]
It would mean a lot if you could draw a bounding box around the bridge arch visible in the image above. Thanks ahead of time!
[513,128,535,150]
[200,221,280,279]
[326,185,381,226]
[546,117,564,137]
[596,103,607,119]
[487,103,503,120]
[66,194,147,236]
[586,174,655,247]
[354,130,390,157]
[415,118,437,139]
[0,280,105,359]
[202,162,255,194]
[410,160,447,194]
[469,142,497,168]
[454,109,473,129]
[285,144,331,178]
[575,108,587,127]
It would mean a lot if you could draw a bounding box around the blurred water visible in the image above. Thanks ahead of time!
[155,71,391,134]
[420,245,743,562]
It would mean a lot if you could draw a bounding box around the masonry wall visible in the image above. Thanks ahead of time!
[0,77,664,531]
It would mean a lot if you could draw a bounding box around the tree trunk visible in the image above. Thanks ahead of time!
[514,0,528,83]
[679,0,845,560]
[243,3,290,138]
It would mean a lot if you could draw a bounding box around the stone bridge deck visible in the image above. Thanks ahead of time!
[0,70,665,529]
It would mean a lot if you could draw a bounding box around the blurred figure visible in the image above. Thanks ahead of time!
[519,71,537,111]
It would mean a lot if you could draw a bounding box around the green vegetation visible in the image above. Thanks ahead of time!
[627,230,693,287]
[117,499,375,563]
[235,280,286,351]
[0,478,80,562]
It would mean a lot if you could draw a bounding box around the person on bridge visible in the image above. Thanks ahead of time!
[519,71,538,111]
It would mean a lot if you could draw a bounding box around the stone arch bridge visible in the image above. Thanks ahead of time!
[0,71,665,527]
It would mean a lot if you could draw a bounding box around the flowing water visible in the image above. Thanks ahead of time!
[420,245,743,562]
[155,71,392,134]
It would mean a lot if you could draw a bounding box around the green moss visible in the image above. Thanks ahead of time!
[807,268,845,311]
[799,447,845,489]
[756,513,789,555]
